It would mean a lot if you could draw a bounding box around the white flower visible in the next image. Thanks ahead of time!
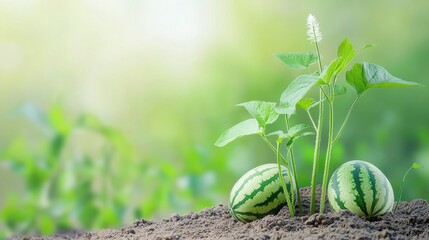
[307,14,322,44]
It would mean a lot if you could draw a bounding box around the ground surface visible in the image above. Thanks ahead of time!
[12,186,429,239]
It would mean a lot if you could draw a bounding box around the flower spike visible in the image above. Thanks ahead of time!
[307,14,322,44]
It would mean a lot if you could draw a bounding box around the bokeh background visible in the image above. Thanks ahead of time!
[1,0,428,237]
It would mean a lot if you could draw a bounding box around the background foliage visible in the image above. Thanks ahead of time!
[0,0,428,237]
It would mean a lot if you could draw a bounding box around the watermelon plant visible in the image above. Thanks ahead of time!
[229,164,296,222]
[393,163,423,213]
[215,13,419,219]
[327,160,394,217]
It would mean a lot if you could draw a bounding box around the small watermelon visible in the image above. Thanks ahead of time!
[328,160,394,217]
[229,163,296,222]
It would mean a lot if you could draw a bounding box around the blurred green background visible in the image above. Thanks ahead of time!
[1,0,428,237]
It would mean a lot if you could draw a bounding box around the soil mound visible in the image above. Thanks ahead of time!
[13,187,429,239]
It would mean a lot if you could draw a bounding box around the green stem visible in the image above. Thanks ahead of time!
[393,166,413,213]
[332,95,360,144]
[285,117,303,215]
[310,92,323,214]
[306,110,317,130]
[319,87,335,214]
[310,36,324,215]
[277,142,295,217]
[320,86,331,103]
[314,35,323,73]
[260,134,288,166]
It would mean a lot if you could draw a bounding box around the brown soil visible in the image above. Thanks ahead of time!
[13,187,429,239]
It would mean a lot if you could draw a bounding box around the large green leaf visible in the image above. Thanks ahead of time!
[346,62,419,95]
[237,101,279,127]
[277,74,320,116]
[320,38,356,84]
[274,52,318,69]
[215,119,260,147]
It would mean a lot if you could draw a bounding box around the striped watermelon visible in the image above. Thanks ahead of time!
[229,163,296,222]
[328,160,394,217]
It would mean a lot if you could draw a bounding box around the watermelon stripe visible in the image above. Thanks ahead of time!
[351,163,369,216]
[230,166,277,206]
[253,186,284,208]
[366,166,378,215]
[234,202,285,220]
[373,176,391,216]
[230,210,238,221]
[233,213,246,222]
[236,214,256,223]
[330,168,346,210]
[232,172,282,210]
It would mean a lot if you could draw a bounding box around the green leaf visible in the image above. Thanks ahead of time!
[346,62,420,95]
[412,163,423,169]
[334,84,347,96]
[237,101,279,127]
[267,124,308,144]
[320,38,356,84]
[277,74,321,116]
[267,130,288,144]
[363,43,376,49]
[286,132,315,147]
[274,52,318,69]
[267,130,286,138]
[296,98,314,111]
[288,124,309,138]
[215,119,260,147]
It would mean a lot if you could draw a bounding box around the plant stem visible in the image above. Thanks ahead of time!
[314,36,323,72]
[309,97,322,214]
[260,134,288,166]
[319,86,335,214]
[320,86,331,103]
[277,142,295,217]
[333,95,360,144]
[393,166,413,213]
[306,110,317,130]
[285,117,303,215]
[310,36,324,215]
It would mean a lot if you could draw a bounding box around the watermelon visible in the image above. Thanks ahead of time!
[229,163,296,222]
[328,160,394,217]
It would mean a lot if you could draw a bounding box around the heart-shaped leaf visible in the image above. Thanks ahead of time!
[346,62,419,95]
[320,38,356,84]
[277,74,321,116]
[215,119,260,147]
[274,52,318,69]
[237,101,279,127]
